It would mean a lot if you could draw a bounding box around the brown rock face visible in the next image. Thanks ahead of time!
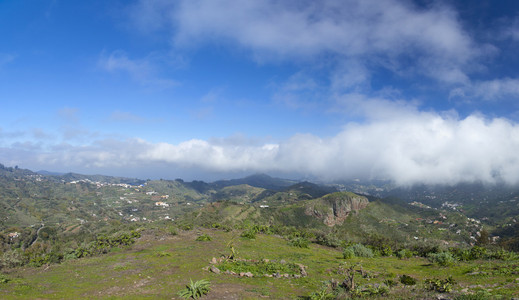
[305,192,369,226]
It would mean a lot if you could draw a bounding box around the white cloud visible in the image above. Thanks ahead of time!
[5,107,519,185]
[450,78,519,101]
[163,0,478,83]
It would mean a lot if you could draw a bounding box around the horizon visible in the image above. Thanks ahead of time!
[2,1,519,185]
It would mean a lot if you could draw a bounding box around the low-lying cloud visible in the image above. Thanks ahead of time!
[4,110,519,185]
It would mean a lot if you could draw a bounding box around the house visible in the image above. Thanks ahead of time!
[8,232,19,239]
[155,201,170,207]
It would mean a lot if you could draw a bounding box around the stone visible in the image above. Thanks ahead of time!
[210,266,220,274]
[210,257,217,264]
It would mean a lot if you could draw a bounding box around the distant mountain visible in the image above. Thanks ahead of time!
[36,170,65,176]
[212,173,297,190]
[0,163,37,177]
[283,181,338,198]
[55,172,146,186]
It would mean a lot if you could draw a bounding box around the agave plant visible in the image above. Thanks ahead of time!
[177,279,211,299]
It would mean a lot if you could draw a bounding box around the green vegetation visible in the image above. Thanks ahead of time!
[425,276,456,293]
[195,234,212,241]
[343,243,374,258]
[2,164,519,298]
[177,279,211,299]
[216,259,301,276]
[427,251,456,266]
[399,274,417,285]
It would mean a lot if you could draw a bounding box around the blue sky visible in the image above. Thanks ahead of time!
[2,0,519,184]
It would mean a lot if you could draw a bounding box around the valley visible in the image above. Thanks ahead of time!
[1,163,519,299]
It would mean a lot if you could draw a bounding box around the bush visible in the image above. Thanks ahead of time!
[217,260,300,276]
[427,252,456,267]
[179,224,193,231]
[468,246,487,260]
[309,287,335,300]
[383,279,398,288]
[314,233,341,248]
[488,248,518,260]
[0,274,11,284]
[240,229,256,239]
[396,249,413,259]
[195,234,212,242]
[411,241,442,257]
[178,279,210,299]
[399,274,417,285]
[343,248,355,259]
[345,244,374,258]
[168,227,178,236]
[425,276,456,293]
[289,237,309,248]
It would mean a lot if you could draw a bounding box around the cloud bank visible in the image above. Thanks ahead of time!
[4,109,519,185]
[132,0,480,85]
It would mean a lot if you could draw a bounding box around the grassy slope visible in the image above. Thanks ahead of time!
[1,229,519,299]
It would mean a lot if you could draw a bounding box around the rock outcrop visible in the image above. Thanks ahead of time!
[305,192,369,226]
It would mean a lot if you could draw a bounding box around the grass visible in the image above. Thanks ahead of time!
[1,229,519,299]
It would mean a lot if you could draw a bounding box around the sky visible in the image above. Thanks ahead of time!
[2,0,519,184]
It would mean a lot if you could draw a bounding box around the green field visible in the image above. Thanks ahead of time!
[1,228,518,299]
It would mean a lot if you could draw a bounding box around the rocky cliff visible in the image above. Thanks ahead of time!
[304,192,369,226]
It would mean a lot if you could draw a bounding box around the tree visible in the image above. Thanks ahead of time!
[476,228,489,246]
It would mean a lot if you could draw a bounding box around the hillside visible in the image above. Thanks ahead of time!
[2,227,519,299]
[2,164,519,298]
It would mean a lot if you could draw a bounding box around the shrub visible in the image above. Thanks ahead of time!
[345,244,374,258]
[427,252,456,266]
[168,227,178,236]
[399,274,417,285]
[289,237,309,248]
[379,245,393,257]
[362,284,389,296]
[411,241,442,257]
[217,260,300,276]
[425,276,456,293]
[180,224,193,231]
[449,247,471,261]
[0,274,11,284]
[195,234,212,242]
[396,249,413,259]
[469,246,487,260]
[488,248,518,260]
[240,229,256,239]
[383,279,398,288]
[309,287,335,300]
[178,279,210,299]
[1,250,23,268]
[314,233,341,248]
[343,248,355,259]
